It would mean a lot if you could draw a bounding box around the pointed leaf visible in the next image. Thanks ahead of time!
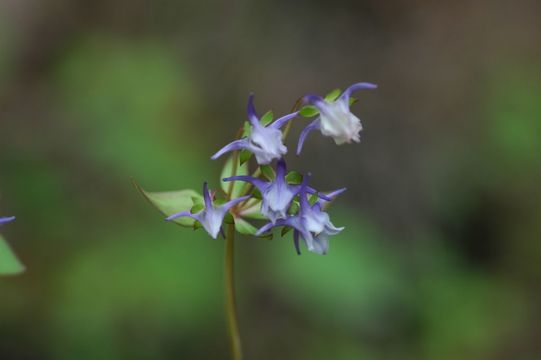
[299,105,319,118]
[221,154,249,198]
[325,88,341,102]
[234,217,258,236]
[133,179,202,227]
[0,234,25,275]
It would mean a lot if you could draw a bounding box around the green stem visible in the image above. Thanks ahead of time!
[225,223,242,360]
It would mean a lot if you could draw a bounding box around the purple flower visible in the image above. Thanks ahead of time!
[0,216,15,226]
[223,159,333,224]
[256,175,345,255]
[297,82,377,154]
[166,182,250,239]
[212,94,299,165]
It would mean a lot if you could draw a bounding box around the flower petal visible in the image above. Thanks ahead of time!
[270,111,299,129]
[0,216,15,226]
[211,139,248,160]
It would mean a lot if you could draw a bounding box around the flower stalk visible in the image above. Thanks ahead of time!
[225,222,242,360]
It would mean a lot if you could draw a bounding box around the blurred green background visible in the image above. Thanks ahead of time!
[1,0,541,359]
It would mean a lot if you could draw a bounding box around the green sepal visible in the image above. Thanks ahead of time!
[281,226,293,237]
[251,188,262,200]
[257,232,273,241]
[221,153,249,198]
[224,212,235,225]
[213,198,227,206]
[239,149,252,165]
[190,203,204,214]
[288,201,300,215]
[132,179,202,227]
[260,165,276,181]
[193,220,203,231]
[234,217,258,235]
[349,97,357,106]
[242,121,252,137]
[299,105,319,118]
[0,234,25,276]
[325,88,341,102]
[191,196,203,206]
[309,193,319,206]
[260,111,274,126]
[285,171,303,185]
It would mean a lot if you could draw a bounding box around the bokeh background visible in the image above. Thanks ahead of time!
[1,0,541,359]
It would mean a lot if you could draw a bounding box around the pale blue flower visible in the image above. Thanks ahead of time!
[297,82,377,154]
[223,159,333,224]
[212,94,298,165]
[166,182,250,239]
[256,175,345,255]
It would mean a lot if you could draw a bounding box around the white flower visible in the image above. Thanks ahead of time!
[297,82,377,154]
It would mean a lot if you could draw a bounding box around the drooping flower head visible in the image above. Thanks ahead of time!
[256,174,345,255]
[166,182,250,239]
[223,158,332,224]
[297,82,377,154]
[212,94,299,165]
[0,216,15,226]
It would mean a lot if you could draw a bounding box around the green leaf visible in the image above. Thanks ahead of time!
[325,88,342,102]
[285,171,303,185]
[234,217,258,235]
[191,196,203,206]
[0,234,25,275]
[299,105,319,118]
[133,179,202,227]
[220,154,249,198]
[260,111,274,126]
[193,220,202,230]
[260,165,276,181]
[239,149,252,165]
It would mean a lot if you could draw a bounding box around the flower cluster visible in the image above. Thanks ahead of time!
[139,82,376,255]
